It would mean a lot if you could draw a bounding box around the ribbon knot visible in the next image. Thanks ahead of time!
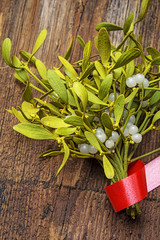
[105,157,160,212]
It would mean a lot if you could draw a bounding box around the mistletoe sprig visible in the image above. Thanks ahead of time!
[2,0,160,218]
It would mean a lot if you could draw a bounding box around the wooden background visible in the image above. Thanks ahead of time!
[0,0,160,239]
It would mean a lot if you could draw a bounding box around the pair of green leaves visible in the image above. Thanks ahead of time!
[2,29,47,68]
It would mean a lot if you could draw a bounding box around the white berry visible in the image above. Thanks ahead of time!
[142,100,148,107]
[143,78,149,87]
[126,122,133,128]
[110,131,119,142]
[88,145,98,154]
[96,128,105,135]
[108,93,115,102]
[105,139,114,149]
[126,77,136,88]
[123,127,129,136]
[135,73,145,86]
[131,133,142,143]
[129,115,136,124]
[104,109,110,114]
[96,132,107,143]
[109,92,119,102]
[93,116,99,122]
[129,125,138,135]
[79,144,89,153]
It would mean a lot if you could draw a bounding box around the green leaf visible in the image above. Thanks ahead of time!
[11,107,29,123]
[73,137,86,144]
[93,70,101,89]
[64,116,83,126]
[77,35,85,48]
[59,56,78,77]
[80,63,95,81]
[55,127,76,135]
[114,94,125,124]
[32,29,47,55]
[82,40,92,72]
[96,22,123,31]
[73,82,88,111]
[64,38,73,60]
[56,140,70,176]
[113,68,122,79]
[120,75,126,94]
[19,50,37,66]
[151,56,160,66]
[125,88,138,104]
[135,0,151,24]
[95,61,106,79]
[143,90,156,101]
[112,48,141,70]
[2,38,13,67]
[13,123,56,140]
[67,90,76,106]
[123,13,134,34]
[35,98,62,117]
[103,155,114,179]
[98,74,113,100]
[101,112,114,130]
[84,131,101,152]
[147,47,160,59]
[21,101,39,119]
[36,60,47,79]
[12,56,22,68]
[47,70,68,103]
[98,28,111,67]
[41,116,71,128]
[87,90,107,105]
[39,149,63,158]
[150,91,160,105]
[15,69,29,83]
[126,60,135,78]
[23,82,33,103]
[152,110,160,125]
[54,68,65,79]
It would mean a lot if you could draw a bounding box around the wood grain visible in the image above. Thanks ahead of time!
[0,0,160,239]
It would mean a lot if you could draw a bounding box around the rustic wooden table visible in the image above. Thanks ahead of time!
[0,0,160,239]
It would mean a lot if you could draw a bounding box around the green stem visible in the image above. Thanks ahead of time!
[84,83,99,94]
[123,141,129,176]
[141,125,152,135]
[29,83,46,94]
[149,77,160,84]
[142,87,160,91]
[24,66,50,91]
[39,89,54,100]
[131,147,160,162]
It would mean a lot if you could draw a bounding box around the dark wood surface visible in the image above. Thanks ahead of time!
[0,0,160,239]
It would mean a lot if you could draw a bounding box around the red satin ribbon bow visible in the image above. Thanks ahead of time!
[105,157,160,212]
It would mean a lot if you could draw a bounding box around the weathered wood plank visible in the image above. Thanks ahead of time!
[0,0,160,239]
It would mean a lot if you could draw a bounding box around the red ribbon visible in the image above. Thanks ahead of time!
[105,160,148,212]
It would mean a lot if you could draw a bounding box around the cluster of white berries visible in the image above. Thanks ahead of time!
[79,128,119,154]
[95,128,119,148]
[79,116,142,154]
[78,143,98,154]
[126,73,149,88]
[121,115,142,143]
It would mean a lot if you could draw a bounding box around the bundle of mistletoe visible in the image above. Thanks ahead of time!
[2,0,160,218]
